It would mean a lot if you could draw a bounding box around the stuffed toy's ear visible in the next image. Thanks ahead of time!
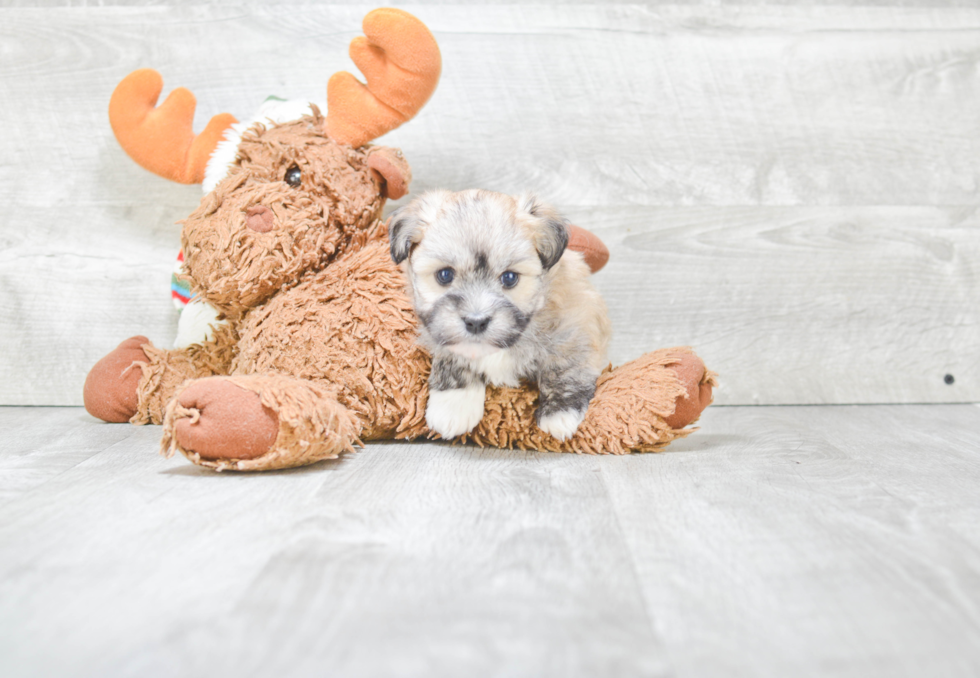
[367,146,412,199]
[517,194,569,271]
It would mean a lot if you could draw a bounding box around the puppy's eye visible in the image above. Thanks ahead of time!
[500,271,519,289]
[435,267,455,286]
[285,165,302,187]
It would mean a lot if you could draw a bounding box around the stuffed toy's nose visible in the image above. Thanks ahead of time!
[246,205,275,233]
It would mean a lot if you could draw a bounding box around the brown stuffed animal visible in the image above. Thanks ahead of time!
[84,8,715,471]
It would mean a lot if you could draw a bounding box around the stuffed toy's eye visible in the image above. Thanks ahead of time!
[436,268,455,285]
[500,271,519,289]
[285,165,302,187]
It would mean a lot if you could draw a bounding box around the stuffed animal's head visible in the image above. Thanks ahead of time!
[179,111,412,319]
[108,8,440,320]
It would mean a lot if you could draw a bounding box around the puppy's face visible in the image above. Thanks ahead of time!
[389,189,569,359]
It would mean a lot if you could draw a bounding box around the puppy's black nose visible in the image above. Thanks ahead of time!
[463,315,491,335]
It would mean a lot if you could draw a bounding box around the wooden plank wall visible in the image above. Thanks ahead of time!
[1,1,977,406]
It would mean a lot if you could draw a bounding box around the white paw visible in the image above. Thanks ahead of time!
[426,385,486,439]
[537,409,585,441]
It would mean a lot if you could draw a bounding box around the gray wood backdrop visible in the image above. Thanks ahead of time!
[1,1,978,406]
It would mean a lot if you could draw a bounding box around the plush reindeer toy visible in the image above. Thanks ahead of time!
[84,8,715,471]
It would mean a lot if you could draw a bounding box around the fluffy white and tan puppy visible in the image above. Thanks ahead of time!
[388,189,611,441]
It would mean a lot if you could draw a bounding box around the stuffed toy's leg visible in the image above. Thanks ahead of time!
[83,327,236,425]
[160,374,362,471]
[468,348,716,454]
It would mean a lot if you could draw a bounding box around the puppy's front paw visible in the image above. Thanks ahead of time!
[426,386,486,439]
[536,409,585,441]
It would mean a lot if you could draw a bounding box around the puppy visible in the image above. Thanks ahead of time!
[388,189,611,441]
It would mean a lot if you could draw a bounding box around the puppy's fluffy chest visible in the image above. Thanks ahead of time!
[471,349,523,388]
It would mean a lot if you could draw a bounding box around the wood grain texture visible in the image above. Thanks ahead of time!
[0,407,668,678]
[0,4,978,405]
[6,1,979,8]
[605,403,980,677]
[582,205,980,404]
[1,403,979,676]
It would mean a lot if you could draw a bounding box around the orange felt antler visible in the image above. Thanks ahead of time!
[108,69,237,184]
[325,8,441,148]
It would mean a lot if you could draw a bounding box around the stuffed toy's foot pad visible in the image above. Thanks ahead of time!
[172,378,279,461]
[83,336,150,423]
[664,353,714,429]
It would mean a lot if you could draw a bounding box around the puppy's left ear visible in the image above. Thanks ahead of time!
[518,194,569,271]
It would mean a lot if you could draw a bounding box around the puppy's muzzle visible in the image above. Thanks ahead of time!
[463,315,491,335]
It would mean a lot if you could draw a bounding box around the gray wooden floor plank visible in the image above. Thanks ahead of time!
[0,407,149,506]
[2,405,979,677]
[603,404,980,678]
[0,408,667,678]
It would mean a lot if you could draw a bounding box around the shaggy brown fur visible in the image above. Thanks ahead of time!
[85,112,715,471]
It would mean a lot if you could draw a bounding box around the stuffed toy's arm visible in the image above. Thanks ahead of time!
[566,225,609,273]
[84,325,237,425]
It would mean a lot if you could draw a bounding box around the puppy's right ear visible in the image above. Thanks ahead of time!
[388,206,422,264]
[389,190,449,263]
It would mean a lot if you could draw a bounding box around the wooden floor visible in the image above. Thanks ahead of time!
[2,404,979,677]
